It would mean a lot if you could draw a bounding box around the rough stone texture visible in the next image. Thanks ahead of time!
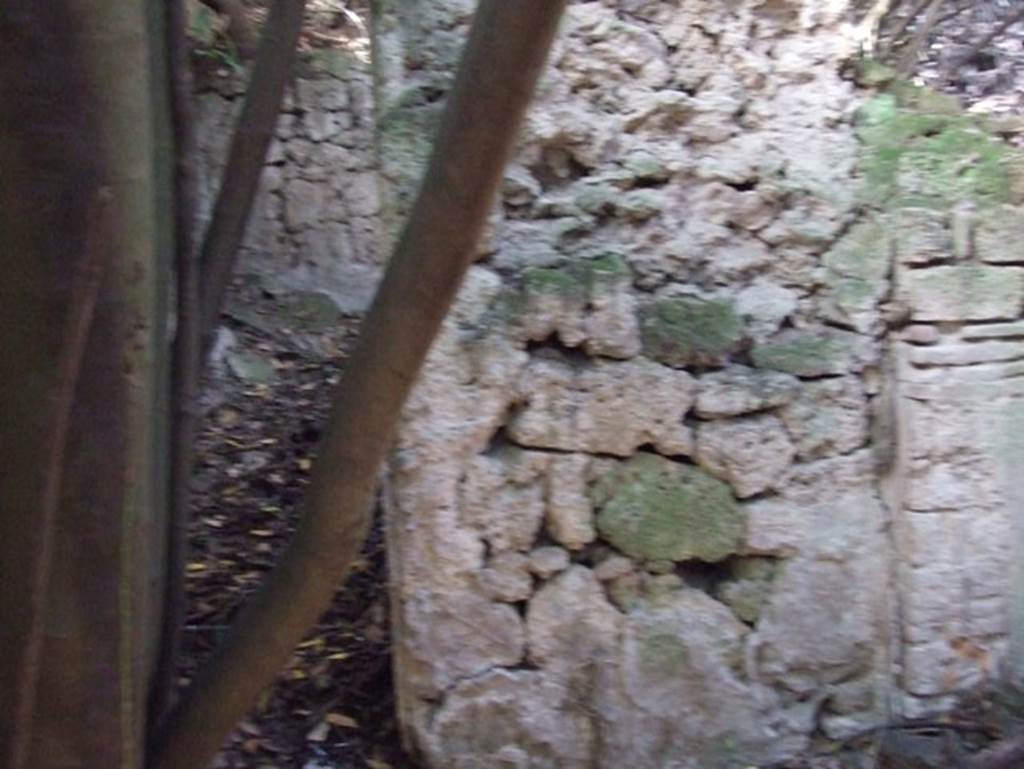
[696,415,796,498]
[507,357,695,457]
[193,56,382,315]
[695,365,801,419]
[376,1,1024,765]
[593,453,744,563]
[780,377,869,460]
[901,265,1024,321]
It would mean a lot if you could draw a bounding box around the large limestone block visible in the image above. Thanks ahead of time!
[593,453,744,562]
[754,555,883,693]
[593,590,795,769]
[507,357,695,456]
[526,566,622,676]
[695,365,801,418]
[902,265,1024,321]
[779,377,869,459]
[696,414,796,497]
[425,670,596,769]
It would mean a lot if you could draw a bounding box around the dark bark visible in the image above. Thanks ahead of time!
[0,2,172,767]
[0,11,107,765]
[197,0,306,352]
[148,2,569,768]
[148,0,202,731]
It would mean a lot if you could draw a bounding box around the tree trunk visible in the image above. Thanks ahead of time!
[149,2,569,768]
[0,2,173,767]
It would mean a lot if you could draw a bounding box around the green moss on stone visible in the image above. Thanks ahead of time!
[623,150,669,181]
[750,335,841,377]
[856,88,1017,209]
[522,265,582,294]
[639,632,690,678]
[584,253,632,284]
[594,454,744,563]
[518,255,633,305]
[854,58,897,88]
[715,557,778,625]
[641,297,744,367]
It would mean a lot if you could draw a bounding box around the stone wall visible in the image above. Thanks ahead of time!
[376,2,908,767]
[193,4,1024,765]
[856,82,1024,714]
[193,51,381,314]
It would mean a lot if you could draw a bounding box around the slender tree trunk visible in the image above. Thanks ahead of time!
[197,0,306,351]
[0,2,173,767]
[149,2,569,768]
[148,0,202,730]
[150,0,307,729]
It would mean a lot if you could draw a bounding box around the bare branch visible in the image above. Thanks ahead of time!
[880,0,936,59]
[197,0,306,354]
[148,2,569,768]
[896,0,946,75]
[147,0,202,731]
[959,4,1024,66]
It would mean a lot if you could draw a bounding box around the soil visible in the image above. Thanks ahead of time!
[178,276,419,769]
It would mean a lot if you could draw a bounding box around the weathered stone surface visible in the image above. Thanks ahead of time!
[517,255,642,358]
[715,557,778,624]
[373,0,1022,762]
[780,377,868,459]
[400,589,526,697]
[461,448,549,553]
[976,205,1024,264]
[594,453,744,562]
[902,265,1024,321]
[641,296,745,368]
[752,327,874,377]
[527,566,621,676]
[426,670,595,769]
[284,178,330,230]
[544,453,595,550]
[478,552,533,603]
[593,555,634,582]
[695,365,801,418]
[735,283,799,340]
[755,555,882,693]
[507,358,695,457]
[696,415,796,498]
[743,452,884,558]
[595,590,786,769]
[822,218,891,332]
[892,207,951,266]
[527,546,570,579]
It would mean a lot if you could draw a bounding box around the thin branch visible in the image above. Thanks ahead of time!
[966,733,1024,769]
[896,0,946,75]
[879,0,936,59]
[148,2,569,768]
[197,0,306,355]
[959,4,1024,66]
[9,187,113,769]
[147,0,202,731]
[198,0,258,59]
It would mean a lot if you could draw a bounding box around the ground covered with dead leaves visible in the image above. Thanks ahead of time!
[178,277,417,769]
